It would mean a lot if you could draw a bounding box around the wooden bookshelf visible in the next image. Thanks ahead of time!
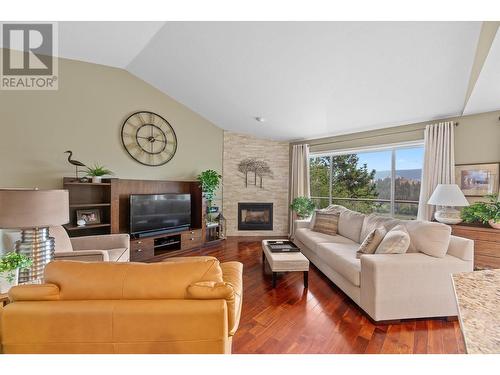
[63,177,114,237]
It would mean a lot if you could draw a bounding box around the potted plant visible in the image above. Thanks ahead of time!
[197,170,222,223]
[0,252,32,293]
[86,164,114,183]
[461,194,500,229]
[290,196,316,219]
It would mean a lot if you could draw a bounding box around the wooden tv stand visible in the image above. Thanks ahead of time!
[63,177,211,262]
[130,228,203,262]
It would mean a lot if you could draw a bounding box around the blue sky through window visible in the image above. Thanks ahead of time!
[356,147,423,171]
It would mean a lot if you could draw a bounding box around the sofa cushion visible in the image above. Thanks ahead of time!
[357,227,387,258]
[45,257,224,300]
[403,220,451,258]
[311,211,340,236]
[360,214,399,243]
[375,225,410,254]
[295,228,356,252]
[338,209,365,243]
[315,242,361,286]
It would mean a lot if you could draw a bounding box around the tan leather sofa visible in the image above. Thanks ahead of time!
[0,256,243,354]
[293,205,473,322]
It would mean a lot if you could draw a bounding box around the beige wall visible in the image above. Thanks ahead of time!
[0,54,223,189]
[223,132,290,236]
[292,110,500,165]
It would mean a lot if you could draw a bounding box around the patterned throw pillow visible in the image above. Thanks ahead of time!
[375,224,411,254]
[311,211,340,236]
[356,227,387,258]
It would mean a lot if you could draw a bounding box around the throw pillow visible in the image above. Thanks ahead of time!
[311,211,340,236]
[356,227,387,258]
[375,224,410,254]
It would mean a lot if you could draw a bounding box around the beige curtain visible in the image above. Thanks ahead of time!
[417,122,455,221]
[289,144,310,237]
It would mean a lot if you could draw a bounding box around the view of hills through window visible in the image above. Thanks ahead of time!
[310,146,423,219]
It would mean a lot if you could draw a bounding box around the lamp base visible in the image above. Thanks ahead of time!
[434,207,463,225]
[15,227,55,284]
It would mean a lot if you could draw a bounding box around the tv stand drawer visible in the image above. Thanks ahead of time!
[181,229,203,250]
[130,238,154,261]
[181,229,202,240]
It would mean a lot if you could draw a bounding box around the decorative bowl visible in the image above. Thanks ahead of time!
[488,219,500,229]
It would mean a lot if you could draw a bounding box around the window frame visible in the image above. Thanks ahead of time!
[309,140,424,218]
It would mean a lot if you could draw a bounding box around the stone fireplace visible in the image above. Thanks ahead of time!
[238,203,273,231]
[223,132,289,236]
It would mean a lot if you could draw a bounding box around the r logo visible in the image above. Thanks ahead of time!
[2,23,53,76]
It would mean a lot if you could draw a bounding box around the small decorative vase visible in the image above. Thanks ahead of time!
[0,269,19,294]
[92,176,102,183]
[488,219,500,230]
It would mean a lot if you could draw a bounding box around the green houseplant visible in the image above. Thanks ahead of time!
[197,170,222,222]
[86,164,114,183]
[461,194,500,229]
[0,252,32,293]
[290,196,316,219]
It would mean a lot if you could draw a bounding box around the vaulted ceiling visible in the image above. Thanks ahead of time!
[57,22,499,141]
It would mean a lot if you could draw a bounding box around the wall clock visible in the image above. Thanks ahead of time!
[121,111,178,166]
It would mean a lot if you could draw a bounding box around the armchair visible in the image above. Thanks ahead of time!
[1,226,130,262]
[51,226,130,262]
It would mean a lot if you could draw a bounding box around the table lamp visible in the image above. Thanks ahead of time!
[0,189,69,283]
[427,184,469,224]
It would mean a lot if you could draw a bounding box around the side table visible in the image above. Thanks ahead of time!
[0,292,9,307]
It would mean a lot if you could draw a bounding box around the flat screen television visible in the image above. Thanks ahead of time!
[130,193,191,236]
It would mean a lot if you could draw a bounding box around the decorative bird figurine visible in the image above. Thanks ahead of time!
[64,150,86,181]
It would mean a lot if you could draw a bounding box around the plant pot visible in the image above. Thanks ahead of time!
[488,219,500,229]
[92,176,102,183]
[0,269,19,294]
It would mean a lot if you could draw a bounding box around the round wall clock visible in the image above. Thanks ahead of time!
[121,111,178,166]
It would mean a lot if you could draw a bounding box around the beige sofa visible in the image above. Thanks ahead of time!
[294,205,473,322]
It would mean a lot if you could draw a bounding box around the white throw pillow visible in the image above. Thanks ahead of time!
[375,224,410,254]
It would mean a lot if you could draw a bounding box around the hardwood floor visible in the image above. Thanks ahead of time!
[168,236,466,354]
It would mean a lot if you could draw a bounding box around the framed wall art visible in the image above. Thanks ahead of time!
[455,162,499,197]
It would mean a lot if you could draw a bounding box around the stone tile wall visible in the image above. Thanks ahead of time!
[222,132,290,236]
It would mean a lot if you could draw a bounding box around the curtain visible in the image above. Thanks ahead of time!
[289,144,310,237]
[417,122,455,221]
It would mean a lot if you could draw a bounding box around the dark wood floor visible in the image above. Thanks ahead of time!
[173,236,465,354]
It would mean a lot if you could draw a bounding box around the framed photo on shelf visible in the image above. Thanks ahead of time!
[76,209,101,225]
[455,162,499,197]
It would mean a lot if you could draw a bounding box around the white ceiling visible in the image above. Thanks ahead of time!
[58,22,165,67]
[463,30,500,115]
[54,22,500,140]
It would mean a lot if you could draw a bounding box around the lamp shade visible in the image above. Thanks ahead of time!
[427,184,469,207]
[0,189,69,229]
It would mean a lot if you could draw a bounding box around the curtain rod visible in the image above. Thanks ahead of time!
[304,121,459,147]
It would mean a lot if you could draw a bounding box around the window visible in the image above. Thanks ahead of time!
[309,142,424,219]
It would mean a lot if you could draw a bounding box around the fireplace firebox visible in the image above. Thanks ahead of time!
[238,202,273,231]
